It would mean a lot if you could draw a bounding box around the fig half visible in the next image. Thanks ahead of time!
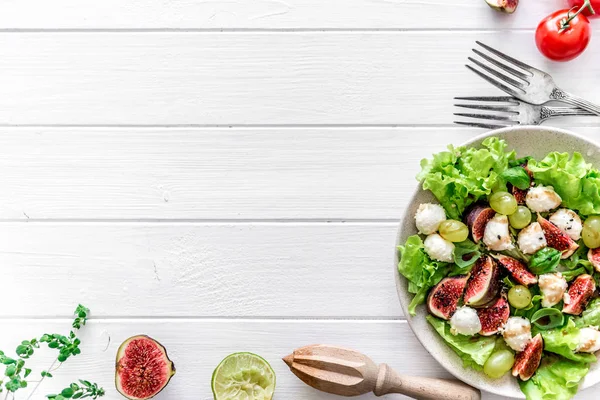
[563,274,596,315]
[485,0,518,13]
[465,203,496,243]
[464,255,503,307]
[427,275,469,320]
[589,248,600,272]
[512,334,543,381]
[477,295,510,336]
[116,335,175,400]
[493,254,537,286]
[538,214,579,259]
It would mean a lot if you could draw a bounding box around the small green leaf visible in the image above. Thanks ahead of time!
[61,387,75,398]
[501,166,531,190]
[20,380,27,388]
[2,358,16,365]
[531,308,565,330]
[529,247,561,275]
[24,368,31,378]
[5,365,16,377]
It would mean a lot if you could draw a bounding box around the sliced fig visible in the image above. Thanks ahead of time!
[427,275,469,320]
[464,255,503,307]
[537,214,579,259]
[116,335,175,400]
[563,274,596,315]
[511,186,528,205]
[477,296,510,336]
[465,203,496,243]
[485,0,518,13]
[589,248,600,272]
[493,254,537,286]
[512,334,543,381]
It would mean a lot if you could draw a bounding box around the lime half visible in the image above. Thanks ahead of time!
[211,352,276,400]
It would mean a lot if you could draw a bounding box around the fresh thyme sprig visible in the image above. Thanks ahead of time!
[46,380,105,400]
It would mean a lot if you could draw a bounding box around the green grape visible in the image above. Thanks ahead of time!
[483,350,515,379]
[508,206,532,229]
[439,220,469,242]
[508,285,532,309]
[583,216,600,249]
[489,191,518,216]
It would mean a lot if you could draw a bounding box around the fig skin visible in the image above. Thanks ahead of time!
[589,248,600,272]
[512,334,543,381]
[493,254,537,286]
[465,203,496,243]
[427,275,469,320]
[485,0,519,14]
[477,296,510,336]
[464,255,504,307]
[116,335,176,400]
[563,274,596,315]
[537,214,579,259]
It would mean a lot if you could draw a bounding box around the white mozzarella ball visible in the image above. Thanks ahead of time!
[526,185,562,213]
[450,306,482,336]
[502,317,532,352]
[538,273,568,308]
[483,214,514,251]
[550,209,583,241]
[518,222,547,255]
[415,203,447,235]
[577,327,600,353]
[423,233,455,263]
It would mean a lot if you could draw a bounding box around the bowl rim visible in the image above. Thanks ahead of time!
[394,125,600,398]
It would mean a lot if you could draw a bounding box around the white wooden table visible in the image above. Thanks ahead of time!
[1,1,599,399]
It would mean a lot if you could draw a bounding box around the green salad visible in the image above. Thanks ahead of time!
[398,137,600,400]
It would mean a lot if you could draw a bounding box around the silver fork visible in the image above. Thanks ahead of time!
[453,96,595,129]
[467,41,600,116]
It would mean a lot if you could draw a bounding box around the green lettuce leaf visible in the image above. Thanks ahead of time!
[541,319,596,363]
[575,298,600,328]
[528,152,600,215]
[398,235,449,315]
[426,315,496,370]
[417,137,516,219]
[519,357,590,400]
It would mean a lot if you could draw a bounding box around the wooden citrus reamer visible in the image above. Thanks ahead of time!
[283,344,481,400]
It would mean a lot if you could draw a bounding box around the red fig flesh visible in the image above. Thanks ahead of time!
[485,0,519,13]
[465,204,496,243]
[427,275,469,320]
[589,248,600,272]
[477,296,510,336]
[538,214,579,259]
[563,274,596,315]
[511,186,528,205]
[116,335,175,400]
[493,254,537,286]
[464,255,503,307]
[512,334,543,381]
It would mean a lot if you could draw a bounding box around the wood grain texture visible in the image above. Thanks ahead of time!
[2,127,600,220]
[0,222,404,318]
[0,0,568,30]
[1,32,600,125]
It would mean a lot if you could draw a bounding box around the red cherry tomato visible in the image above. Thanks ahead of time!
[568,0,599,17]
[535,9,591,61]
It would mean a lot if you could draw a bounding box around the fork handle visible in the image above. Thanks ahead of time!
[556,90,600,116]
[546,106,597,117]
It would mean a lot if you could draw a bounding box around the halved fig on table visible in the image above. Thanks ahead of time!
[512,334,543,381]
[538,214,579,259]
[563,274,596,315]
[464,255,503,307]
[493,254,537,286]
[427,275,469,320]
[485,0,519,13]
[465,204,496,243]
[589,248,600,272]
[477,296,510,336]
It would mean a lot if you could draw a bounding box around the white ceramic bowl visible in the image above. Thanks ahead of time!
[395,126,600,398]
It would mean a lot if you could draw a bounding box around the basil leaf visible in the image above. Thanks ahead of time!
[501,166,531,190]
[453,240,481,270]
[529,248,561,275]
[531,308,565,330]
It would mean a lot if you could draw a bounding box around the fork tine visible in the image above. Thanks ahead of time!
[468,57,526,90]
[454,121,509,129]
[472,49,530,81]
[454,112,514,121]
[454,103,518,113]
[454,96,517,103]
[465,65,521,98]
[476,41,535,74]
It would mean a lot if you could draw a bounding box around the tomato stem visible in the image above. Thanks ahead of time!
[560,0,595,32]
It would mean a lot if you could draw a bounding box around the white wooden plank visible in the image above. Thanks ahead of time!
[0,0,569,30]
[0,319,594,399]
[1,32,599,125]
[2,127,600,221]
[0,222,404,318]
